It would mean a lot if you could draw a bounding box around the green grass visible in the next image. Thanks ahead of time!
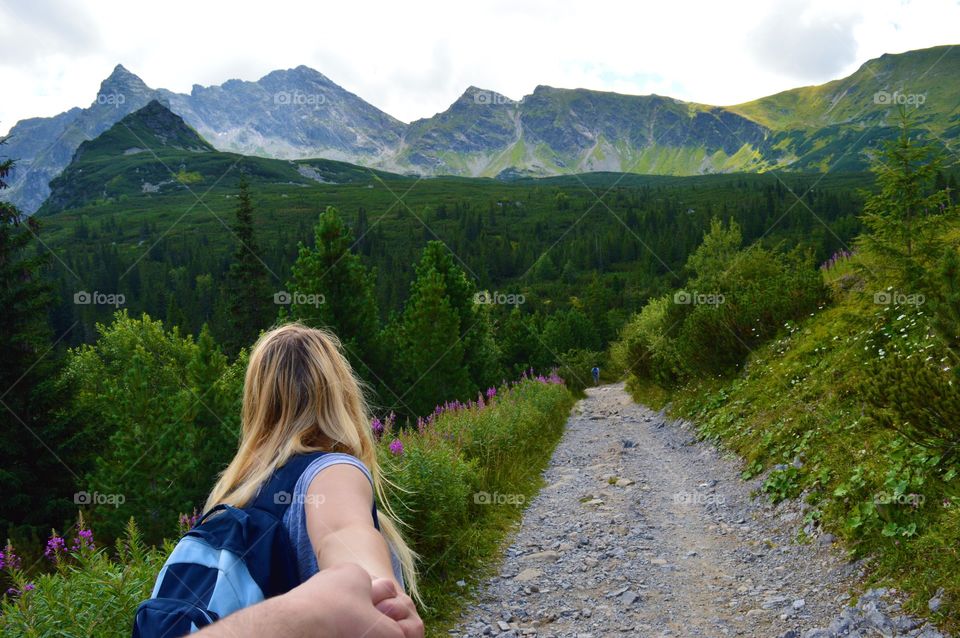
[728,45,960,134]
[625,265,960,632]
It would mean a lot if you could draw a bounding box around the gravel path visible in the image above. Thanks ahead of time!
[451,383,947,638]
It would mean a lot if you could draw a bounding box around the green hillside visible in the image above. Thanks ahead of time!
[729,45,960,134]
[39,101,397,215]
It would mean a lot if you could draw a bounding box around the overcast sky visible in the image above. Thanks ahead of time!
[1,0,957,135]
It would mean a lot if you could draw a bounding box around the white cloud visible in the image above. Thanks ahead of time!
[748,0,863,80]
[0,0,957,136]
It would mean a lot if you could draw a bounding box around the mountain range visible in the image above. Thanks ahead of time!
[3,44,958,214]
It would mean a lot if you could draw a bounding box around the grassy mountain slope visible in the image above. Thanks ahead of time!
[729,45,960,134]
[38,101,398,215]
[627,251,960,632]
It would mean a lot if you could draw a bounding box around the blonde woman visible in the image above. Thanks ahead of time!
[202,323,422,636]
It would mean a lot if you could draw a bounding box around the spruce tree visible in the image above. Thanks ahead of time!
[412,242,501,389]
[286,206,380,376]
[396,268,472,417]
[0,143,66,531]
[859,109,952,290]
[222,177,271,354]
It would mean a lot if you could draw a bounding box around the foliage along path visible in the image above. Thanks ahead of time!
[451,384,946,638]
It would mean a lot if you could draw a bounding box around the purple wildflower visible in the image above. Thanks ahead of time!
[178,510,201,534]
[371,417,385,440]
[45,533,66,562]
[486,387,497,399]
[5,582,33,597]
[71,523,95,553]
[1,543,21,571]
[820,249,854,271]
[389,439,404,456]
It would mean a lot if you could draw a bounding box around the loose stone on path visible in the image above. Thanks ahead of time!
[450,384,948,638]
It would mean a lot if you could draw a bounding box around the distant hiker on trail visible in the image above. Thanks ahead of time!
[134,323,423,638]
[592,366,600,385]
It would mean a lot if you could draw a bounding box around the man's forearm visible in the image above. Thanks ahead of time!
[191,591,327,638]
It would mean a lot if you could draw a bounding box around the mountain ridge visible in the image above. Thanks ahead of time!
[2,44,958,213]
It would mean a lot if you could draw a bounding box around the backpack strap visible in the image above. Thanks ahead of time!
[251,451,329,518]
[251,451,381,530]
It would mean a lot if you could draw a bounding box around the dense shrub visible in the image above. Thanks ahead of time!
[612,219,826,384]
[0,520,166,638]
[611,295,679,385]
[861,309,960,464]
[669,245,826,375]
[62,313,241,542]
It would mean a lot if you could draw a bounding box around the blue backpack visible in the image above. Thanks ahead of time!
[132,452,381,637]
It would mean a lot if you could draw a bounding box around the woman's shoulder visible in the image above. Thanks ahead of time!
[296,452,373,491]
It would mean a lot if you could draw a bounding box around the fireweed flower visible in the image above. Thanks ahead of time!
[1,543,21,571]
[486,387,497,399]
[389,439,404,456]
[45,533,66,562]
[178,510,201,534]
[71,524,95,553]
[371,417,385,439]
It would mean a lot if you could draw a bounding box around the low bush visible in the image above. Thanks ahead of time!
[611,218,826,384]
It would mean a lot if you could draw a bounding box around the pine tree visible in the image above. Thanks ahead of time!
[0,142,67,531]
[859,109,953,290]
[396,268,472,418]
[412,242,501,389]
[286,206,380,376]
[222,177,271,354]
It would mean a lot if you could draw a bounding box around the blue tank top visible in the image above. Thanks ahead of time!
[280,453,405,588]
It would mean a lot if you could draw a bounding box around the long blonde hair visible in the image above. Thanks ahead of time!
[203,322,418,597]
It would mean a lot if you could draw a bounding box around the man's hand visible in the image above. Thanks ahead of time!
[370,578,424,638]
[193,563,409,638]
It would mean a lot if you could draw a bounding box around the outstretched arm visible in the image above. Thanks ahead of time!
[305,464,397,586]
[305,464,422,637]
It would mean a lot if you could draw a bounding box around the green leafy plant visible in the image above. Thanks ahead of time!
[762,466,803,503]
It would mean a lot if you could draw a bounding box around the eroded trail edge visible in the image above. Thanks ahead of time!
[452,383,945,638]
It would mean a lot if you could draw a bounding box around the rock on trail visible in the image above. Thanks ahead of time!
[451,383,947,638]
